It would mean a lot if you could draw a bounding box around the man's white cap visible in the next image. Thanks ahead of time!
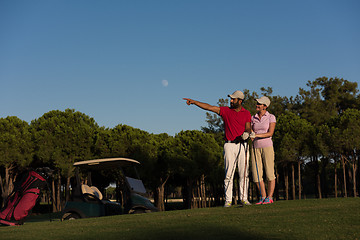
[228,90,244,100]
[256,96,271,107]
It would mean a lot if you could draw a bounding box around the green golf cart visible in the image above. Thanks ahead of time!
[61,158,157,220]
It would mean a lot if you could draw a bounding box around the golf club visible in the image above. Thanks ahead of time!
[242,141,248,203]
[252,141,263,202]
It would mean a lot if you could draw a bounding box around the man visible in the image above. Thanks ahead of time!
[183,90,252,207]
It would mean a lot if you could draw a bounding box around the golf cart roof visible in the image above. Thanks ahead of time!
[73,158,140,170]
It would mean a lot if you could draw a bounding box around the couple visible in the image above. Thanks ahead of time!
[184,91,276,206]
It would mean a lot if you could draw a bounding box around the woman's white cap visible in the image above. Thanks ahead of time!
[256,96,271,107]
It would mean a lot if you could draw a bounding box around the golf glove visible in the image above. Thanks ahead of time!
[241,132,249,140]
[250,132,256,139]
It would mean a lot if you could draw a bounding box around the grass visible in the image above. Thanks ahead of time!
[1,198,359,240]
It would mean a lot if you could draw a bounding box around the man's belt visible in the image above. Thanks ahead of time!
[225,136,246,144]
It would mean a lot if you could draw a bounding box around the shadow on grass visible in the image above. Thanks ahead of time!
[25,212,62,223]
[135,226,271,240]
[56,220,271,240]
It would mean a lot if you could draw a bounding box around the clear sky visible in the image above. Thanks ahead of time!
[1,0,359,136]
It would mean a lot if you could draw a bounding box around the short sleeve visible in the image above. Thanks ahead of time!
[219,106,226,117]
[270,114,276,123]
[246,111,251,122]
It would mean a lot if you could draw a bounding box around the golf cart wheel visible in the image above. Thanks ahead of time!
[62,212,81,221]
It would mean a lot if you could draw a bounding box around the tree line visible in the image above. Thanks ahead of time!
[0,77,359,212]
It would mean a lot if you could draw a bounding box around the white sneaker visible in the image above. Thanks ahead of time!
[241,200,252,206]
[224,201,231,208]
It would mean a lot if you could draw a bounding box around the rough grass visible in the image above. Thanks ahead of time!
[1,198,359,240]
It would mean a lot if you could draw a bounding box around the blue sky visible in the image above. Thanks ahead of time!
[1,0,359,135]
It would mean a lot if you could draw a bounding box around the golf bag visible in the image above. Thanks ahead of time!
[0,169,49,226]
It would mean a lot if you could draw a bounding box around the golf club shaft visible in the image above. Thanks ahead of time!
[252,141,263,199]
[242,142,248,202]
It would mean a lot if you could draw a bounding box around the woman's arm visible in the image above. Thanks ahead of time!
[253,122,276,138]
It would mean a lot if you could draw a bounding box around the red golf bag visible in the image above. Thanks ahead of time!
[0,170,48,226]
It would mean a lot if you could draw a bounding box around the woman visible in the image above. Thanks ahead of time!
[250,96,276,204]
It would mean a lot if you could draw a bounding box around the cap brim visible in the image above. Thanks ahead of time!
[228,94,243,99]
[256,99,265,105]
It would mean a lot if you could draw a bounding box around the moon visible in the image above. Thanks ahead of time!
[162,79,168,87]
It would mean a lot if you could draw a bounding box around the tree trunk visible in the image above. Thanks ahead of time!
[52,179,56,212]
[155,186,165,211]
[334,162,338,198]
[184,179,193,209]
[291,164,295,200]
[347,162,353,196]
[56,172,61,211]
[65,167,73,202]
[200,174,206,208]
[0,165,16,207]
[275,172,280,201]
[352,161,357,197]
[154,175,169,211]
[315,158,322,199]
[341,155,347,197]
[298,160,302,200]
[197,180,201,208]
[65,176,71,202]
[317,173,322,199]
[192,184,198,209]
[284,166,289,200]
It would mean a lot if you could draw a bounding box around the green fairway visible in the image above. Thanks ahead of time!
[1,198,359,240]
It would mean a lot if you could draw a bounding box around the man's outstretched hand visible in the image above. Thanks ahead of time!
[183,98,194,105]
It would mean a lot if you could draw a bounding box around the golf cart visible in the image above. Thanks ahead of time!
[61,158,157,220]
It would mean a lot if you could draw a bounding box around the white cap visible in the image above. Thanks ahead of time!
[256,96,271,107]
[228,90,244,100]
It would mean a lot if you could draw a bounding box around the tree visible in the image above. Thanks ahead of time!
[0,117,33,207]
[175,130,222,209]
[273,111,312,200]
[313,77,358,114]
[109,124,149,158]
[294,77,359,198]
[31,109,98,210]
[138,133,177,211]
[92,127,112,158]
[295,77,358,124]
[338,109,360,197]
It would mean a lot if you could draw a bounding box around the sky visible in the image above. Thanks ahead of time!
[1,0,359,136]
